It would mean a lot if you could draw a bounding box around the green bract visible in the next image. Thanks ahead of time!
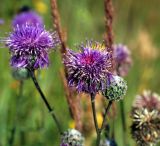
[12,68,30,80]
[102,75,127,101]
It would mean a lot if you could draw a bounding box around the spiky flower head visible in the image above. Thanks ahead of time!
[60,129,84,146]
[12,68,30,80]
[5,24,59,69]
[12,10,43,27]
[102,75,127,101]
[133,90,160,112]
[131,108,160,146]
[113,44,132,77]
[64,41,112,94]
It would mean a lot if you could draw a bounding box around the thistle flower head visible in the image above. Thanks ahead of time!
[102,75,127,101]
[131,108,160,146]
[113,44,132,76]
[12,10,43,27]
[133,90,160,111]
[5,24,59,69]
[60,129,84,146]
[64,41,112,94]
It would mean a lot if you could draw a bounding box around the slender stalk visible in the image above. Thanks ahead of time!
[91,94,99,134]
[120,100,129,146]
[9,80,24,146]
[29,69,62,135]
[90,94,100,146]
[104,0,114,51]
[117,66,128,146]
[100,101,113,132]
[97,101,113,145]
[50,0,83,131]
[50,0,67,55]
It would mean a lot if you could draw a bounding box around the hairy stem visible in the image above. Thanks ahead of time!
[29,70,62,134]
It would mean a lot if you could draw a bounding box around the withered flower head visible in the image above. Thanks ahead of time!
[133,90,160,111]
[131,108,160,146]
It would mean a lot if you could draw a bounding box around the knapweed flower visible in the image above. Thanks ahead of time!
[131,108,160,146]
[113,44,132,77]
[133,90,160,111]
[102,75,127,101]
[12,10,43,27]
[5,24,59,69]
[64,41,112,94]
[60,129,84,146]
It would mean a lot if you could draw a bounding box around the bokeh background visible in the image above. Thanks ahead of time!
[0,0,160,146]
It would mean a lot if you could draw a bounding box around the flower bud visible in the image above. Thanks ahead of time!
[60,129,84,146]
[12,68,30,80]
[102,75,127,101]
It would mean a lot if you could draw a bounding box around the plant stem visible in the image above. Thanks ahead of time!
[97,101,113,145]
[9,80,24,146]
[90,94,100,146]
[91,99,113,146]
[100,101,113,132]
[120,100,128,146]
[91,94,99,134]
[29,70,62,135]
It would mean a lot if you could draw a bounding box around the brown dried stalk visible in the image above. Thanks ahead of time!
[50,0,66,55]
[50,0,82,131]
[104,1,128,145]
[60,70,82,131]
[104,0,114,51]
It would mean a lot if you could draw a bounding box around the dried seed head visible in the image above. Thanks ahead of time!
[133,90,160,111]
[131,108,160,146]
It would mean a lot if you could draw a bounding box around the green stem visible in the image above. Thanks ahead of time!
[9,80,24,146]
[29,69,62,135]
[90,94,100,146]
[120,100,128,146]
[100,101,113,132]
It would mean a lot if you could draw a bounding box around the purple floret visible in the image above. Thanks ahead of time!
[64,41,112,94]
[5,24,59,69]
[12,11,43,27]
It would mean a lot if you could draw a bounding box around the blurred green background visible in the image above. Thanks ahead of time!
[0,0,160,146]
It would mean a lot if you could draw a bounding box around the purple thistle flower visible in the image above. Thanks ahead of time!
[64,41,112,94]
[113,44,132,77]
[5,24,59,69]
[12,11,43,27]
